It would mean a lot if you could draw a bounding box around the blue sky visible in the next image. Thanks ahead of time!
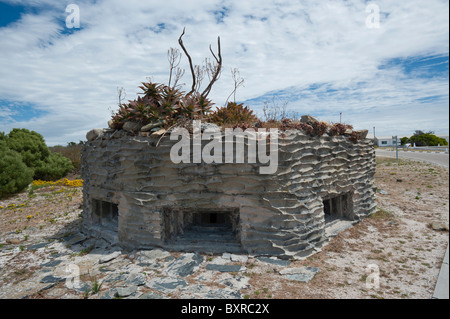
[0,0,448,145]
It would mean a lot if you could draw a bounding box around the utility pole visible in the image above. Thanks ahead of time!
[373,126,377,147]
[392,135,398,160]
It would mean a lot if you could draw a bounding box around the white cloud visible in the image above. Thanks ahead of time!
[0,0,448,145]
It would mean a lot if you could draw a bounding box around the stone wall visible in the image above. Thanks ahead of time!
[81,128,376,259]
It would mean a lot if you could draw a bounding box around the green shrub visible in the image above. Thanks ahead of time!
[5,128,50,169]
[0,141,34,198]
[3,128,74,181]
[408,132,448,146]
[34,152,73,181]
[49,143,82,172]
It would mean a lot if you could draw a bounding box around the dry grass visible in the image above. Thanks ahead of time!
[0,179,82,239]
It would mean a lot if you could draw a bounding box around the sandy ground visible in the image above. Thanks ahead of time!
[237,156,449,299]
[0,157,448,299]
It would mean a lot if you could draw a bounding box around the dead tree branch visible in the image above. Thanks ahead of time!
[172,67,185,89]
[225,67,244,104]
[178,28,196,95]
[201,36,222,98]
[167,47,182,88]
[194,65,205,92]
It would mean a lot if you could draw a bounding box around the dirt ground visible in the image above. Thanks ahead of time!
[238,156,449,299]
[0,157,448,299]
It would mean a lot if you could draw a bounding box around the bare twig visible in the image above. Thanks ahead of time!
[194,65,205,92]
[173,67,185,89]
[117,87,126,106]
[225,67,244,104]
[201,36,222,98]
[178,28,196,95]
[263,96,289,122]
[167,48,182,88]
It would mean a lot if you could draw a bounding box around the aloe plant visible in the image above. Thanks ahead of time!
[111,81,214,129]
[208,102,258,126]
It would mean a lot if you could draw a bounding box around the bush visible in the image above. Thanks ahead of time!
[5,128,50,169]
[49,143,82,172]
[408,132,448,146]
[3,128,74,181]
[0,141,34,198]
[33,152,73,181]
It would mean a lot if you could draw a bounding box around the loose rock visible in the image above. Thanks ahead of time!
[300,115,319,125]
[430,222,449,231]
[205,264,245,272]
[280,266,320,282]
[166,253,204,277]
[122,121,143,133]
[115,285,138,298]
[98,251,121,264]
[86,129,103,141]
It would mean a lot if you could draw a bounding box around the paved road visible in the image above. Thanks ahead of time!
[376,149,449,167]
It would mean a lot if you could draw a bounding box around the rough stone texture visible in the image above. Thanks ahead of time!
[86,129,103,141]
[122,121,143,133]
[141,121,166,132]
[205,264,246,272]
[354,129,369,140]
[98,251,121,264]
[257,256,291,267]
[81,128,376,259]
[300,115,319,125]
[165,253,204,277]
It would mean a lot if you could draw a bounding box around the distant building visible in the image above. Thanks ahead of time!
[374,136,400,147]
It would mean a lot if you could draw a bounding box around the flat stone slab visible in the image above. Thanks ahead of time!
[280,266,320,282]
[222,253,248,263]
[98,251,121,264]
[147,277,187,292]
[205,264,245,272]
[103,272,128,283]
[40,260,63,268]
[139,291,165,299]
[126,273,146,286]
[257,257,291,267]
[220,275,250,290]
[136,249,171,266]
[115,285,138,298]
[166,253,204,277]
[65,233,87,246]
[40,275,65,284]
[325,220,354,238]
[27,242,50,251]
